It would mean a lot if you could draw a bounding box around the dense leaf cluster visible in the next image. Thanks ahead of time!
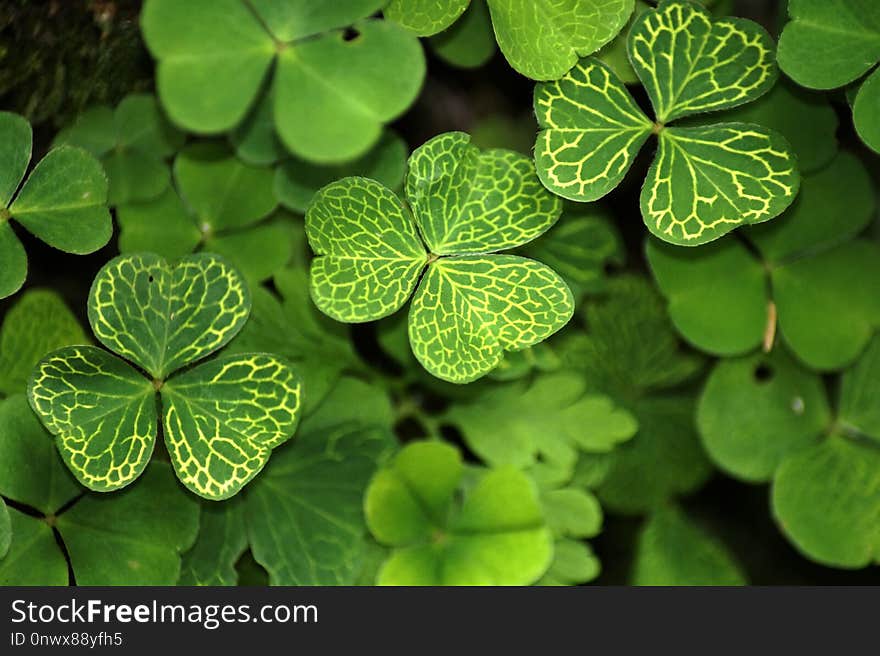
[0,0,878,586]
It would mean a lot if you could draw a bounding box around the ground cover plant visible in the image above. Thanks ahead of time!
[0,0,879,586]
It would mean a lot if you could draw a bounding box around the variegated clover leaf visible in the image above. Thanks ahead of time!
[53,94,184,206]
[534,0,800,246]
[141,0,425,163]
[305,131,573,384]
[27,253,302,501]
[0,112,112,299]
[365,440,553,585]
[385,0,634,80]
[116,143,291,283]
[648,151,880,371]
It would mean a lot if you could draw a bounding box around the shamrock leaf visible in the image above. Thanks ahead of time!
[0,395,199,585]
[306,132,573,383]
[534,0,799,246]
[28,253,302,500]
[141,0,425,163]
[246,377,396,585]
[117,143,289,282]
[632,505,746,585]
[386,0,634,80]
[698,338,880,567]
[777,0,880,152]
[365,441,553,585]
[53,94,184,205]
[0,112,111,299]
[443,372,637,476]
[0,289,88,397]
[558,276,711,513]
[648,151,880,370]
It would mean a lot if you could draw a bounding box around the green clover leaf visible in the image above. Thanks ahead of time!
[53,94,184,205]
[306,131,573,384]
[0,112,111,299]
[648,151,880,370]
[0,289,88,397]
[698,338,880,567]
[0,395,199,585]
[443,372,637,476]
[386,0,634,80]
[534,0,799,246]
[28,253,302,500]
[117,143,290,283]
[777,0,880,152]
[365,441,553,585]
[558,276,711,514]
[632,505,746,585]
[141,0,425,163]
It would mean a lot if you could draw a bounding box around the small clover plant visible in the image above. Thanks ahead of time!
[0,112,111,299]
[0,394,199,585]
[385,0,634,81]
[141,0,426,163]
[647,151,880,370]
[27,252,302,500]
[534,0,800,246]
[53,94,184,206]
[365,440,553,585]
[116,143,290,283]
[777,0,880,153]
[697,341,880,568]
[305,131,574,384]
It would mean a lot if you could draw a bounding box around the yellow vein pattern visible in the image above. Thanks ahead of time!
[628,0,777,123]
[307,177,428,323]
[534,59,652,202]
[407,132,562,253]
[161,354,302,500]
[88,253,250,378]
[643,124,799,244]
[28,346,157,492]
[408,255,573,383]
